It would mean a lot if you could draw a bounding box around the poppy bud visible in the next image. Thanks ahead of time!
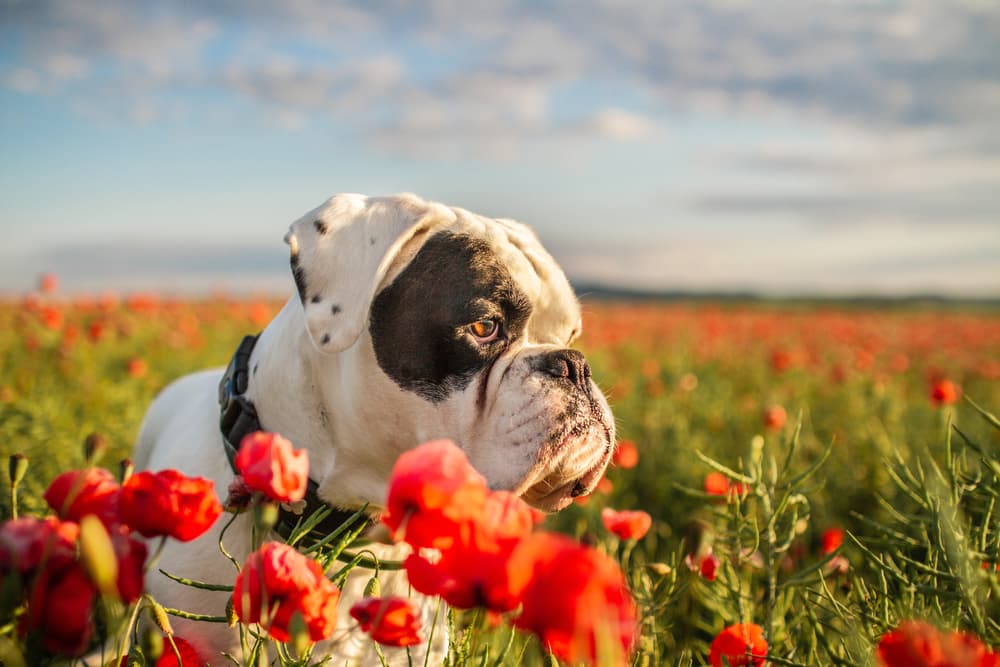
[83,432,108,464]
[79,515,119,597]
[8,453,27,486]
[147,597,174,636]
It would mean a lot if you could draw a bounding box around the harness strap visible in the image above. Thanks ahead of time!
[218,334,370,540]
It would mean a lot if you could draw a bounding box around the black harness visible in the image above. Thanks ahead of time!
[218,334,369,540]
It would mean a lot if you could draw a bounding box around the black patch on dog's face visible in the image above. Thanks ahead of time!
[369,232,532,402]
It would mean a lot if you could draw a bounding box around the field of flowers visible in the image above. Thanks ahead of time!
[1,284,998,666]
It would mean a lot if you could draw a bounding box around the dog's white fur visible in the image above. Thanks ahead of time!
[133,193,614,664]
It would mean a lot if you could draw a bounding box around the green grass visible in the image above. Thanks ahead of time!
[1,296,998,665]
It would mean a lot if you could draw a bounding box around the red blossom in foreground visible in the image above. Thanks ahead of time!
[26,562,97,656]
[349,597,424,647]
[601,508,652,540]
[611,440,639,469]
[120,469,222,541]
[43,467,121,529]
[405,491,542,612]
[876,620,999,667]
[381,439,489,549]
[233,541,340,642]
[235,431,309,503]
[709,623,768,667]
[0,516,79,575]
[110,526,147,603]
[930,379,961,407]
[511,532,637,666]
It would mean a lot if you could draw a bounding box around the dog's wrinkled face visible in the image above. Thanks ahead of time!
[285,194,614,511]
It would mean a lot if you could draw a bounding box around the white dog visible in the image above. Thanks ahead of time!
[133,193,615,664]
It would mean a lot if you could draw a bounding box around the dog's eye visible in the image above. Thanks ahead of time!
[468,319,499,342]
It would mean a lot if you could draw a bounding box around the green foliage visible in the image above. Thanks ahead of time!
[1,298,998,665]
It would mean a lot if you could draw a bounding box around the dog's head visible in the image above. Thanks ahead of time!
[283,193,614,512]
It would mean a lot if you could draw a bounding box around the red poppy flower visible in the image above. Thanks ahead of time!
[763,404,787,431]
[405,491,541,612]
[877,620,999,667]
[120,470,222,541]
[704,472,746,501]
[820,527,844,555]
[709,623,768,667]
[0,516,79,575]
[235,431,309,503]
[26,562,97,656]
[700,553,720,581]
[930,379,960,407]
[110,526,147,603]
[382,439,489,549]
[43,467,121,529]
[510,532,637,666]
[601,508,652,540]
[611,441,639,469]
[683,551,720,581]
[233,541,340,642]
[349,597,424,647]
[704,472,731,496]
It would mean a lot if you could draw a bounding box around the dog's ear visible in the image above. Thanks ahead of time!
[284,194,446,353]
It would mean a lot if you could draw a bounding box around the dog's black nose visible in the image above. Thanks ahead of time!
[536,349,592,393]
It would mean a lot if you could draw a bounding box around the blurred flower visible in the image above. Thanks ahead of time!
[709,622,768,667]
[596,475,614,495]
[382,439,489,549]
[43,467,121,529]
[930,379,960,407]
[876,620,998,667]
[120,470,222,541]
[26,562,97,656]
[763,404,787,431]
[820,527,845,555]
[701,553,720,581]
[601,508,652,540]
[38,273,58,294]
[87,320,108,343]
[235,431,309,503]
[349,597,424,647]
[684,550,720,582]
[611,440,639,469]
[704,472,746,501]
[110,527,147,603]
[0,516,79,575]
[40,305,63,331]
[510,532,637,666]
[233,541,340,642]
[126,357,148,378]
[704,472,731,496]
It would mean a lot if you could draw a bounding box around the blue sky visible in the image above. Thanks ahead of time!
[1,1,998,296]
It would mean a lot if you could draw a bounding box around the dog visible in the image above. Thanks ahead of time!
[133,193,615,664]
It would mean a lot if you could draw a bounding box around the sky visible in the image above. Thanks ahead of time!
[1,0,999,297]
